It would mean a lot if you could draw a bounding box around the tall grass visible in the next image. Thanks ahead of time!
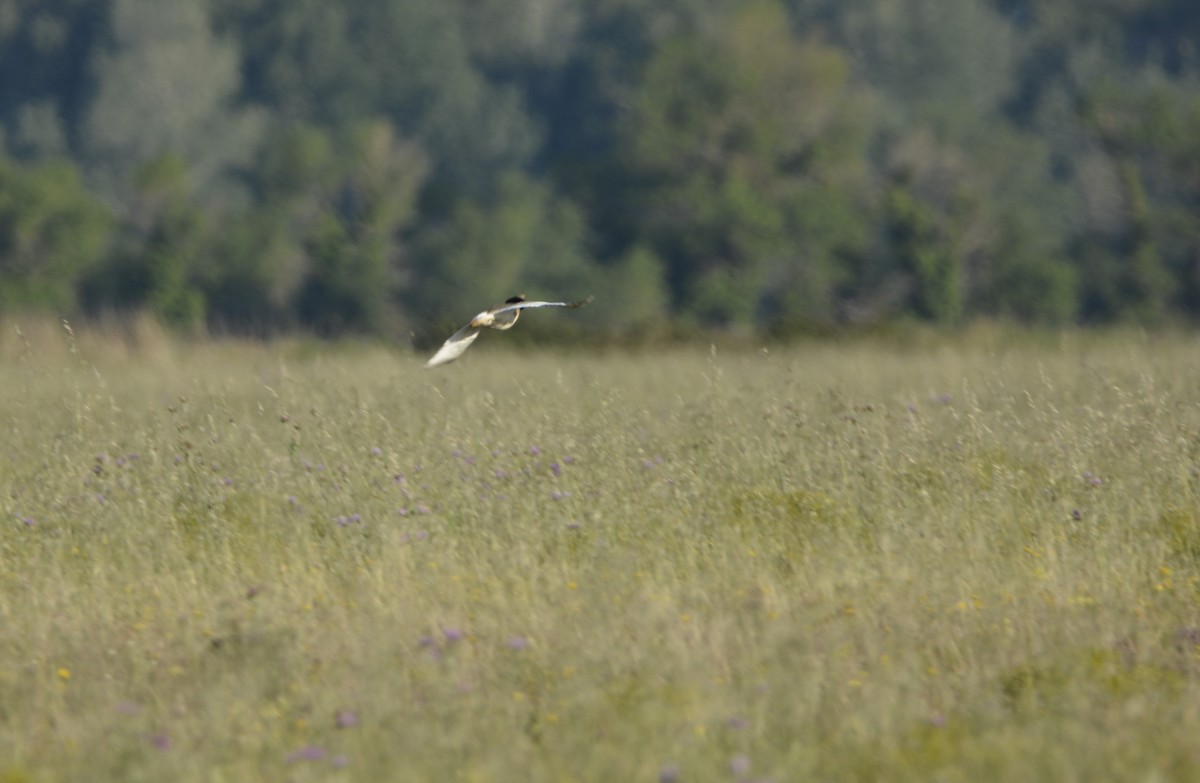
[2,324,1199,781]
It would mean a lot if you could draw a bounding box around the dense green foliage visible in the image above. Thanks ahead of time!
[2,0,1200,335]
[2,329,1200,780]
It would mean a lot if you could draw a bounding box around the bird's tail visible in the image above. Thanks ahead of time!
[569,295,595,308]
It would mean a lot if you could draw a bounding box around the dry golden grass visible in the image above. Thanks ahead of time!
[1,321,1199,781]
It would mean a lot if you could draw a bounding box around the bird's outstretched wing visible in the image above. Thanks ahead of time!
[424,323,482,368]
[423,295,593,368]
[489,295,594,318]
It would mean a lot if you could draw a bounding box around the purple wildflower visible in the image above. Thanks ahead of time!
[550,462,562,478]
[563,456,575,465]
[335,709,359,729]
[370,447,383,457]
[331,756,350,769]
[443,627,464,643]
[506,636,529,651]
[529,445,541,456]
[1083,471,1103,487]
[285,745,326,763]
[417,635,436,649]
[151,732,171,751]
[19,516,35,527]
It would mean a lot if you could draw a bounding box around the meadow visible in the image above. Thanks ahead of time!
[2,322,1199,782]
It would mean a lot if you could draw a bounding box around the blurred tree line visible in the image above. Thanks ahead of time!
[2,0,1199,340]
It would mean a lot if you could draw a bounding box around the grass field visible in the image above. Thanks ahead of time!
[2,323,1200,782]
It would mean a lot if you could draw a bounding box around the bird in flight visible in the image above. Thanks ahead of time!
[424,294,593,368]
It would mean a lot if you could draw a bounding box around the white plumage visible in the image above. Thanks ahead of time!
[424,295,592,368]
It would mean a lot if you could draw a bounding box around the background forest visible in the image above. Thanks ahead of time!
[2,0,1200,340]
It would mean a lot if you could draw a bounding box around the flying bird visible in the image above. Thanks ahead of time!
[424,294,593,368]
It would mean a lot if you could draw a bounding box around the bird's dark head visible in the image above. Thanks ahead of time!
[505,294,526,304]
